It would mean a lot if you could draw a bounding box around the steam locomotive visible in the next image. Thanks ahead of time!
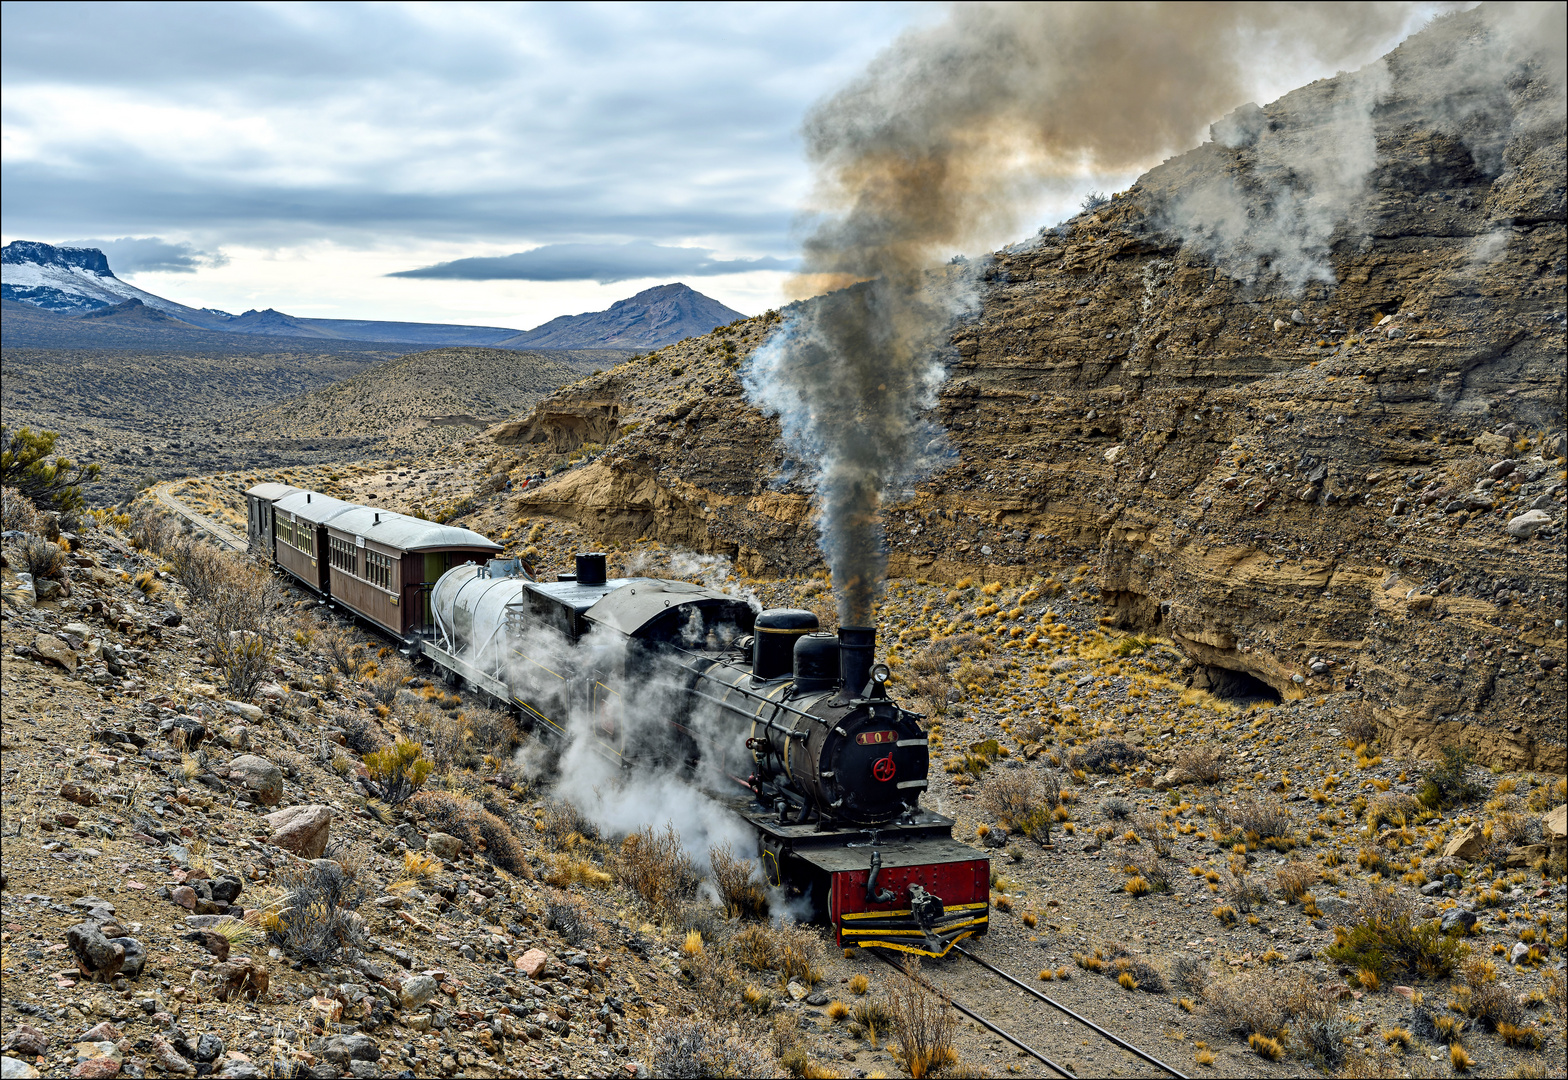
[243,483,988,955]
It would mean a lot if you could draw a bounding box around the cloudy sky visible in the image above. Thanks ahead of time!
[1,1,1447,330]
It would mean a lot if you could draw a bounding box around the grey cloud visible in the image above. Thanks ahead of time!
[0,3,921,254]
[65,236,227,275]
[391,243,796,284]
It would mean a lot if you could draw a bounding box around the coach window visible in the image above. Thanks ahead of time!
[366,549,394,591]
[330,535,358,575]
[280,515,295,548]
[296,523,314,557]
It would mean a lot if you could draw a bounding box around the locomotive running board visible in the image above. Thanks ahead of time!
[418,639,509,701]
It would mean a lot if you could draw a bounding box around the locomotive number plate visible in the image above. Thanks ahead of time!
[855,730,897,745]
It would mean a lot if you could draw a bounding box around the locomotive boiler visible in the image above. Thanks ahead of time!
[424,551,990,956]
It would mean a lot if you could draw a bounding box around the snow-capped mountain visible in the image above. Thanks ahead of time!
[2,240,750,349]
[1,240,218,318]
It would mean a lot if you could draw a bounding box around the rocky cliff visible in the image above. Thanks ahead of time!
[493,11,1566,770]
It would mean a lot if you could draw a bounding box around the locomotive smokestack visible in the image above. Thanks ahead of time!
[838,625,875,699]
[574,552,607,586]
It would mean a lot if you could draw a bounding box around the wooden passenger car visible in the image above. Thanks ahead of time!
[244,483,302,557]
[270,490,358,593]
[319,505,499,639]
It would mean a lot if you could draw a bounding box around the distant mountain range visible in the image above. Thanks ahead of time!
[1,240,745,349]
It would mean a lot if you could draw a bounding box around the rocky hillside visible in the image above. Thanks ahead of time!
[233,348,629,458]
[2,511,927,1080]
[490,10,1566,771]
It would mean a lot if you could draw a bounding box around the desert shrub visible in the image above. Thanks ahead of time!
[887,960,957,1079]
[15,536,66,579]
[410,789,529,873]
[125,503,177,553]
[1203,973,1290,1040]
[1133,813,1174,857]
[262,857,368,964]
[710,841,767,919]
[734,924,781,971]
[0,486,43,533]
[1224,868,1267,913]
[422,710,473,769]
[1365,792,1423,831]
[1111,955,1166,993]
[163,535,230,605]
[1418,744,1487,808]
[544,854,612,889]
[537,799,596,849]
[1343,709,1379,749]
[1173,954,1208,994]
[363,737,433,804]
[1219,795,1295,844]
[543,891,597,946]
[0,426,100,512]
[1326,893,1469,980]
[614,823,700,917]
[465,704,520,755]
[1174,743,1225,785]
[777,924,827,986]
[648,1018,774,1080]
[1126,850,1171,894]
[1275,861,1320,902]
[1072,737,1146,774]
[982,769,1058,840]
[1100,796,1133,821]
[320,628,365,677]
[365,655,410,708]
[338,712,386,755]
[851,998,895,1045]
[194,557,286,699]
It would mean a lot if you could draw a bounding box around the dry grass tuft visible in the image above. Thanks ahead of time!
[710,841,768,919]
[887,960,957,1079]
[613,823,700,917]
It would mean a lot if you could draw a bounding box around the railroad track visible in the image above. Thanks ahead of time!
[151,483,246,551]
[874,945,1188,1079]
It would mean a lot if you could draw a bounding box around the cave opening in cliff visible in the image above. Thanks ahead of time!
[1202,666,1281,706]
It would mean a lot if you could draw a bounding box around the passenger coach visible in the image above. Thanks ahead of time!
[245,484,499,640]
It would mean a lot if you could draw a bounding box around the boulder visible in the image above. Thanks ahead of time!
[66,923,123,982]
[2,1024,49,1058]
[147,1036,193,1076]
[226,755,283,806]
[1440,908,1477,934]
[0,1061,40,1080]
[1505,510,1552,539]
[194,1034,225,1064]
[318,1034,380,1065]
[1545,804,1566,855]
[516,949,549,978]
[265,804,333,859]
[425,832,463,861]
[59,782,101,807]
[1443,825,1484,861]
[223,700,264,722]
[399,975,439,1009]
[34,634,78,673]
[109,937,146,979]
[211,958,269,1002]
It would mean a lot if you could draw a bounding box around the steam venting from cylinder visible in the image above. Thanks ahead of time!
[743,3,1563,628]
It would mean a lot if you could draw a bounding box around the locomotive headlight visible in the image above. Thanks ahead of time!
[871,663,890,685]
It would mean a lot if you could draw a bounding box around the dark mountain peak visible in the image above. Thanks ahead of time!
[72,298,198,327]
[499,282,746,350]
[1,240,113,277]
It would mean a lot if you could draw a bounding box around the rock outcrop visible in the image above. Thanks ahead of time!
[498,9,1565,769]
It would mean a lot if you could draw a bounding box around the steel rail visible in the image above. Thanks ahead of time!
[871,950,1075,1078]
[954,943,1189,1079]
